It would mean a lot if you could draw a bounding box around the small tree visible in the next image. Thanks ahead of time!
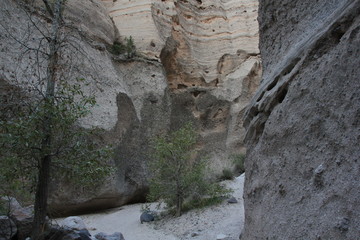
[0,78,114,239]
[148,123,227,217]
[109,36,136,59]
[125,36,136,58]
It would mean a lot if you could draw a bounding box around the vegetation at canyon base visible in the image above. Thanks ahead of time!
[147,123,230,217]
[218,154,245,181]
[232,153,245,175]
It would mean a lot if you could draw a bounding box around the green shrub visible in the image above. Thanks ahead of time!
[220,168,234,180]
[147,123,229,216]
[232,153,245,174]
[109,36,136,58]
[110,41,125,55]
[125,36,136,58]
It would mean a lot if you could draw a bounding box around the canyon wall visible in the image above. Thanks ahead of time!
[0,0,260,215]
[242,0,360,239]
[0,0,169,215]
[103,0,260,168]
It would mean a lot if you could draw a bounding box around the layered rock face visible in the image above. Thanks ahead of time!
[160,0,259,89]
[242,0,360,239]
[104,0,259,87]
[103,0,260,170]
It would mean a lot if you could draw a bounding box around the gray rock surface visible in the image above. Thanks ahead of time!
[61,216,87,231]
[0,197,33,240]
[95,232,125,240]
[46,225,91,240]
[0,216,17,240]
[140,212,155,224]
[242,0,360,239]
[216,233,229,240]
[0,0,167,216]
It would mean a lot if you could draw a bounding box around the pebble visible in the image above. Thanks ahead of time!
[191,232,199,237]
[227,197,238,204]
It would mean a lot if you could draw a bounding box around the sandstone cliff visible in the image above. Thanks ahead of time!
[242,0,360,239]
[0,0,260,215]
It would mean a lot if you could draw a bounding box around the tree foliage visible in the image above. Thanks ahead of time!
[110,36,136,58]
[148,123,228,217]
[0,78,113,198]
[0,0,114,239]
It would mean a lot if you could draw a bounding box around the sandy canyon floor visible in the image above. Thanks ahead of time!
[59,174,245,240]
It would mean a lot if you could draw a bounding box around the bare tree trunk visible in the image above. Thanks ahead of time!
[176,178,182,217]
[32,1,63,239]
[176,195,182,217]
[32,155,51,240]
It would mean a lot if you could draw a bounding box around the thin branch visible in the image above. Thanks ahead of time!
[20,2,50,42]
[0,21,48,56]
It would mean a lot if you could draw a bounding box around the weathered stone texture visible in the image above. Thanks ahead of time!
[0,0,169,216]
[1,0,260,215]
[102,0,261,174]
[102,0,259,86]
[242,0,360,239]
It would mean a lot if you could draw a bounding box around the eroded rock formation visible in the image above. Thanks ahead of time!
[0,0,260,216]
[104,0,259,88]
[102,0,260,170]
[242,0,360,239]
[0,0,169,216]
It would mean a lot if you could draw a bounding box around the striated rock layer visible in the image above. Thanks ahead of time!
[161,0,259,88]
[242,0,360,239]
[103,0,259,86]
[103,0,261,170]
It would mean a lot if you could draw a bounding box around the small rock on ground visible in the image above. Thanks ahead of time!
[62,216,87,230]
[95,232,125,240]
[227,197,238,204]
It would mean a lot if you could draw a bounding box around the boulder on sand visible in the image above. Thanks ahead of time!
[94,232,125,240]
[140,211,155,224]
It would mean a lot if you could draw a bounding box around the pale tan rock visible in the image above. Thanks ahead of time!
[102,0,176,56]
[101,0,259,81]
[165,0,259,85]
